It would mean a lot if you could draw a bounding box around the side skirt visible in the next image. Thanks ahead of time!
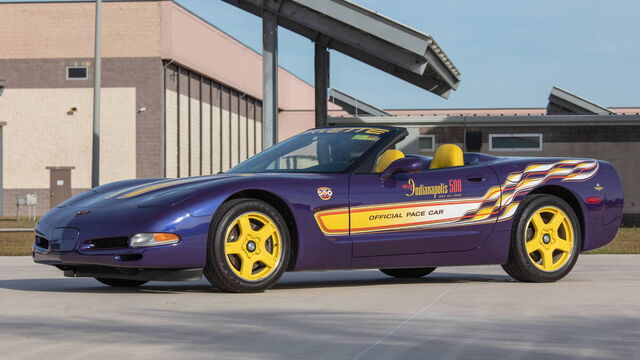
[349,230,511,270]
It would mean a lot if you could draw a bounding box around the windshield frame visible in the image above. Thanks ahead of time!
[226,126,407,175]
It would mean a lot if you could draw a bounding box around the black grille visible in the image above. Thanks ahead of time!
[35,236,49,249]
[87,237,129,249]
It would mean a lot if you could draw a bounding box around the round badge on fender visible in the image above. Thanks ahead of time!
[317,187,333,200]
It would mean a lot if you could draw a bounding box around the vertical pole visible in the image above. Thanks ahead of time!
[91,0,102,188]
[314,43,329,128]
[162,63,166,178]
[0,124,3,216]
[462,116,467,152]
[176,69,181,177]
[262,10,278,149]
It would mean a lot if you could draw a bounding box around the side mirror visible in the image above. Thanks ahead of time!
[379,157,424,181]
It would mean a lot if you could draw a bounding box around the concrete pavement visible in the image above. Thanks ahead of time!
[0,255,638,360]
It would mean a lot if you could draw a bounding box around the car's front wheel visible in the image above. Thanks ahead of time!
[502,194,581,282]
[380,267,436,278]
[95,278,148,287]
[204,198,291,293]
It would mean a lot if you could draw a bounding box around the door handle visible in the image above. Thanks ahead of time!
[466,176,488,183]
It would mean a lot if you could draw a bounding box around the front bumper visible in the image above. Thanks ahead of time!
[34,203,212,263]
[32,240,205,269]
[62,265,203,282]
[33,243,206,281]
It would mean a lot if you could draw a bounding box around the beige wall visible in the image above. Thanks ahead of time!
[0,88,137,189]
[0,0,321,106]
[164,85,270,176]
[0,2,162,59]
[211,99,222,173]
[189,91,201,175]
[165,89,179,178]
[178,92,190,176]
[166,89,233,177]
[230,102,240,168]
[159,1,317,112]
[202,97,212,175]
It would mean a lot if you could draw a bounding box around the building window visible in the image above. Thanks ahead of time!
[489,134,543,151]
[66,66,88,80]
[418,134,435,152]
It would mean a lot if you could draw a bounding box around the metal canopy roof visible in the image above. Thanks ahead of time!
[220,0,461,98]
[547,87,614,115]
[329,88,390,116]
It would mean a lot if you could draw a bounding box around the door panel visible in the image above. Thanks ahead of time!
[49,169,72,207]
[349,164,501,257]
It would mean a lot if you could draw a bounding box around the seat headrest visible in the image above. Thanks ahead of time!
[374,149,405,173]
[429,144,464,169]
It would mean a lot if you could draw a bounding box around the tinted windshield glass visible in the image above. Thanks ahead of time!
[228,127,391,173]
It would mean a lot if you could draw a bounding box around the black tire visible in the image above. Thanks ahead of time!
[95,278,148,287]
[380,267,436,278]
[502,194,581,282]
[204,198,291,293]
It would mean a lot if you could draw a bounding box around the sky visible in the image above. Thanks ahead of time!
[4,0,640,109]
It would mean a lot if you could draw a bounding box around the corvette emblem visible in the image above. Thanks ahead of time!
[317,187,333,200]
[594,183,604,191]
[75,210,92,217]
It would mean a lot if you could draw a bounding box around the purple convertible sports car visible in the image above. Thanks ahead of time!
[33,126,623,292]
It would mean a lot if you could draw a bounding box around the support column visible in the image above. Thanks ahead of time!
[314,43,329,128]
[262,10,278,149]
[0,122,5,216]
[91,0,102,187]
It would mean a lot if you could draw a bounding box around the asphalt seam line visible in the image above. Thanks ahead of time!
[352,267,484,360]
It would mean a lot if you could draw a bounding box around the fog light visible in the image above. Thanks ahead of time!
[129,233,180,248]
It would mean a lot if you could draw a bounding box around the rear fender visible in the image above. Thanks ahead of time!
[491,159,622,251]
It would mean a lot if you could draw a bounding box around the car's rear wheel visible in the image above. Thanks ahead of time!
[95,278,148,287]
[380,267,436,278]
[502,194,581,282]
[204,198,290,293]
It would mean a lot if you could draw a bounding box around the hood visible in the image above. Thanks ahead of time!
[57,174,246,210]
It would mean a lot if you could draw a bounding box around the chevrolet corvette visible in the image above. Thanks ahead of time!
[33,126,623,292]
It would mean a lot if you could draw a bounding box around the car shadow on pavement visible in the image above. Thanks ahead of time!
[0,271,513,294]
[273,271,513,290]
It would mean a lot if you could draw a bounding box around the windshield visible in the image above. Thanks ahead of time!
[228,127,391,173]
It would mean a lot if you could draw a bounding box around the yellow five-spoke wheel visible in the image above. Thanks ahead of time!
[502,194,581,282]
[524,206,574,272]
[204,199,290,292]
[224,212,282,281]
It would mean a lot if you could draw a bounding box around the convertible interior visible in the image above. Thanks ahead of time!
[374,143,496,174]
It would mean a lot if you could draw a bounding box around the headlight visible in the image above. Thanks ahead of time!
[129,233,180,248]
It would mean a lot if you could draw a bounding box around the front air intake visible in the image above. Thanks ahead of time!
[86,237,129,249]
[35,235,49,249]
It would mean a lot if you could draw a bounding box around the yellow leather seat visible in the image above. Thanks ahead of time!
[430,144,464,169]
[374,149,405,173]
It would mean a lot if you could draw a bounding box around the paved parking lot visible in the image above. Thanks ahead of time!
[0,255,638,360]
